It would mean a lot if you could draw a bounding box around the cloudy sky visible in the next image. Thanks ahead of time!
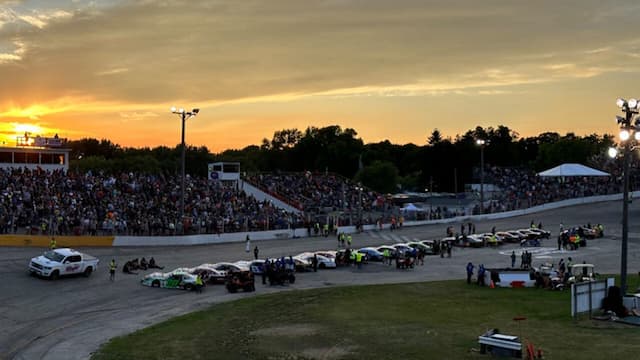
[0,0,638,151]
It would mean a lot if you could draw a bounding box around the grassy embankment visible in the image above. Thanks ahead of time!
[93,279,640,360]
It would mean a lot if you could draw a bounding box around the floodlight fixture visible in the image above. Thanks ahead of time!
[629,99,638,109]
[620,129,630,141]
[608,147,618,158]
[617,98,627,108]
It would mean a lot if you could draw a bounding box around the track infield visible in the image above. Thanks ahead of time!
[91,279,640,360]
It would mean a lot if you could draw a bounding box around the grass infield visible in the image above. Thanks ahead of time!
[92,279,640,360]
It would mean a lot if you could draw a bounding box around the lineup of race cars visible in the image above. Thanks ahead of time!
[26,224,603,292]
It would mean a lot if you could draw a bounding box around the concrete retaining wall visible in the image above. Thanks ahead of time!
[0,235,114,247]
[112,229,301,247]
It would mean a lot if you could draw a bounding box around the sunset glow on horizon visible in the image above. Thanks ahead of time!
[1,1,638,152]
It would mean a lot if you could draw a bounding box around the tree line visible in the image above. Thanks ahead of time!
[68,125,615,194]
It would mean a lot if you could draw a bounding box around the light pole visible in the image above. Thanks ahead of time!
[476,139,486,214]
[611,98,640,294]
[171,106,199,233]
[356,184,363,230]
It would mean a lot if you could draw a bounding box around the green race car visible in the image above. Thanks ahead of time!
[141,270,198,290]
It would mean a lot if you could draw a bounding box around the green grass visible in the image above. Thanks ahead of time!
[92,280,640,360]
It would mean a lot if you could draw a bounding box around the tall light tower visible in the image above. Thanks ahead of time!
[171,106,199,233]
[476,139,486,214]
[611,98,640,294]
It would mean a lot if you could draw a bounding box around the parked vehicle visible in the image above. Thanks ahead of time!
[576,226,599,239]
[141,270,198,290]
[464,234,485,248]
[190,265,227,284]
[376,245,398,257]
[477,233,503,246]
[292,255,314,272]
[495,232,520,243]
[29,248,99,280]
[315,251,337,260]
[527,228,551,239]
[295,252,336,269]
[249,260,266,275]
[407,242,435,255]
[357,247,384,262]
[506,231,527,241]
[225,270,255,293]
[417,240,438,255]
[516,229,541,239]
[568,264,597,283]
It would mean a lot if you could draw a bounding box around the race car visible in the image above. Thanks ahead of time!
[294,252,336,270]
[495,232,521,243]
[357,247,384,262]
[190,265,227,284]
[141,270,198,290]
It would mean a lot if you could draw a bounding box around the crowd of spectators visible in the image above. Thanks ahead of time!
[0,168,304,236]
[1,164,635,237]
[244,172,385,214]
[476,165,632,214]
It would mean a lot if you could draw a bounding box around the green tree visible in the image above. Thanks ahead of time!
[428,129,442,145]
[355,160,399,193]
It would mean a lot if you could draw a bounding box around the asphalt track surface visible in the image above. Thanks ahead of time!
[2,201,640,360]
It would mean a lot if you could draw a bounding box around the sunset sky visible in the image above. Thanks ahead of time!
[1,0,639,152]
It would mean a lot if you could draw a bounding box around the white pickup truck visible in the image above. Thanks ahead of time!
[29,248,99,279]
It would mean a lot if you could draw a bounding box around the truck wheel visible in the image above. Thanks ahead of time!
[184,284,194,291]
[152,280,160,287]
[319,263,326,269]
[83,267,93,277]
[50,271,59,280]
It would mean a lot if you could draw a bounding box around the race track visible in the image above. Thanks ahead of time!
[1,201,640,360]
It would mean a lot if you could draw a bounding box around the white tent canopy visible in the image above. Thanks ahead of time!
[400,203,424,212]
[537,163,610,177]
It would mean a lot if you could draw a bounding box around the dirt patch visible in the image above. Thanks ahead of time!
[301,346,356,360]
[252,324,319,337]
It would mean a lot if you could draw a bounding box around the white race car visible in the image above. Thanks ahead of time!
[141,270,198,290]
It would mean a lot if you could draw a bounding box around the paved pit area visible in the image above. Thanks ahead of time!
[1,201,640,360]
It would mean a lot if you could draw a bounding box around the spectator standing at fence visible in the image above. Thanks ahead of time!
[511,251,516,268]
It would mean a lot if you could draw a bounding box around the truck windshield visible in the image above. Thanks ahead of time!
[43,251,65,263]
